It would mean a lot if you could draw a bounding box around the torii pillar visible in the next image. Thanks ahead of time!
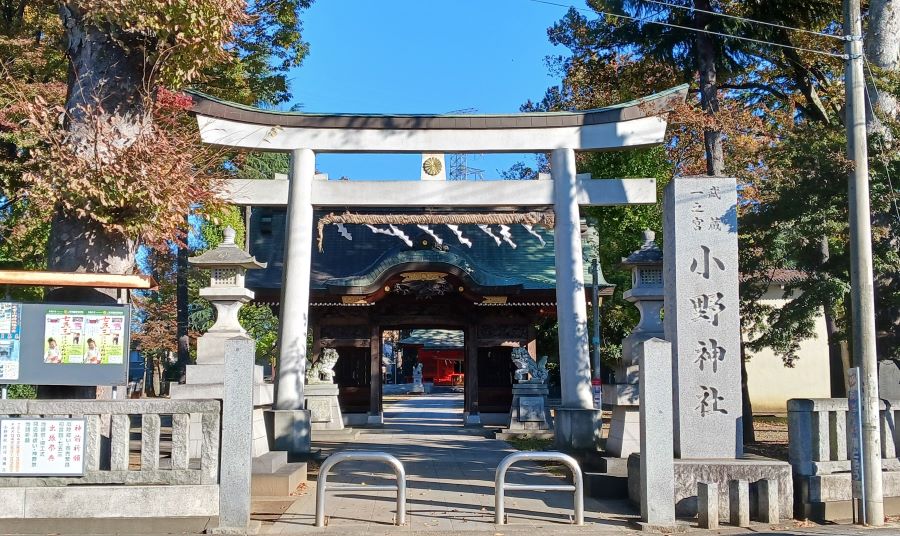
[552,148,602,450]
[267,148,314,456]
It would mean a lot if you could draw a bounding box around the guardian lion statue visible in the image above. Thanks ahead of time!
[510,347,548,384]
[307,348,339,384]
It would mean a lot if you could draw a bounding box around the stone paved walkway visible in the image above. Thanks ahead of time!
[258,392,639,533]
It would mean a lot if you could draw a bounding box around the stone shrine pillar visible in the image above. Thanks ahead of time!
[268,148,315,456]
[605,230,664,458]
[663,177,742,458]
[552,147,602,450]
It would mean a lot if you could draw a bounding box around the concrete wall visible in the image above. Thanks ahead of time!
[744,285,831,413]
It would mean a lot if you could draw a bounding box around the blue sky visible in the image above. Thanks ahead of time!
[284,0,574,180]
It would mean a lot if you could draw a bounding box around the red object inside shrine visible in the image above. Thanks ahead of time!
[418,348,464,386]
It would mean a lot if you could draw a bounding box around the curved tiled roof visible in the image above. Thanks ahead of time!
[247,208,615,295]
[323,249,529,294]
[186,85,689,131]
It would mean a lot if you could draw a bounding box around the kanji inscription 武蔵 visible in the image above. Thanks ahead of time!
[664,177,742,459]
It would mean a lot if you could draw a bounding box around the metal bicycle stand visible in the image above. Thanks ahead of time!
[494,451,584,525]
[315,450,407,527]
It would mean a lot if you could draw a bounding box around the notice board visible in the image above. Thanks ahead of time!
[0,302,130,386]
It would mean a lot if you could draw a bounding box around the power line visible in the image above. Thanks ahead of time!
[642,0,845,41]
[527,0,847,59]
[862,56,900,225]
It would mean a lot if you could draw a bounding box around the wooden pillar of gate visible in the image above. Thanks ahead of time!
[464,323,480,425]
[368,325,383,424]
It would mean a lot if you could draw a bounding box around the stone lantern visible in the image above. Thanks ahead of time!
[188,226,266,364]
[604,229,664,458]
[170,226,271,459]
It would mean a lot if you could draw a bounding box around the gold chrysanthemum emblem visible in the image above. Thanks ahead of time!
[422,157,442,176]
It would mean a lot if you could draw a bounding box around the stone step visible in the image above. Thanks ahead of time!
[311,428,361,442]
[251,462,307,497]
[494,431,555,441]
[583,471,629,499]
[252,451,288,473]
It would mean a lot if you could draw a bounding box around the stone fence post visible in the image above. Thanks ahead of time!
[639,338,676,527]
[213,335,257,534]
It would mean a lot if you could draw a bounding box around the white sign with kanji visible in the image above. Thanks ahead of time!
[0,418,86,476]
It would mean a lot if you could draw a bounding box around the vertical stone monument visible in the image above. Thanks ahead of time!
[304,348,344,431]
[663,177,742,458]
[496,348,553,439]
[627,176,791,520]
[638,338,675,528]
[410,363,425,394]
[604,230,664,458]
[170,227,271,457]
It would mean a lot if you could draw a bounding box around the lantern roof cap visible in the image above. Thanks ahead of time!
[189,226,267,269]
[621,230,663,266]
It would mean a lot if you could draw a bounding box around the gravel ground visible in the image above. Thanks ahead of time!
[744,415,789,460]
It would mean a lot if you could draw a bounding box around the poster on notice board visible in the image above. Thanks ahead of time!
[0,302,22,381]
[44,309,126,365]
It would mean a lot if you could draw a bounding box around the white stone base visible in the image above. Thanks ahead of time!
[501,384,553,436]
[628,454,792,521]
[304,383,344,431]
[367,414,384,425]
[555,407,603,451]
[463,412,481,425]
[265,409,312,455]
[606,405,641,457]
[197,329,247,365]
[343,413,368,426]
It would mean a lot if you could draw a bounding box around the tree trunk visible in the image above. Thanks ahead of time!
[46,3,147,300]
[824,303,849,397]
[865,0,900,131]
[694,0,725,176]
[740,332,755,444]
[819,236,849,396]
[176,230,190,382]
[151,356,162,397]
[865,1,900,361]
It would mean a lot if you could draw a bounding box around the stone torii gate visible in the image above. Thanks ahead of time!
[189,84,688,453]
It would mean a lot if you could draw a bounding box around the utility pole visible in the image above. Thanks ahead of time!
[591,258,602,380]
[844,0,884,525]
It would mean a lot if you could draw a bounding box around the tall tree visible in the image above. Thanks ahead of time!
[693,0,724,175]
[1,1,313,301]
[864,0,900,361]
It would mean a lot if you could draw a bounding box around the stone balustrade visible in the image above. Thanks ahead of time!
[0,399,220,488]
[788,398,900,476]
[788,397,900,520]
